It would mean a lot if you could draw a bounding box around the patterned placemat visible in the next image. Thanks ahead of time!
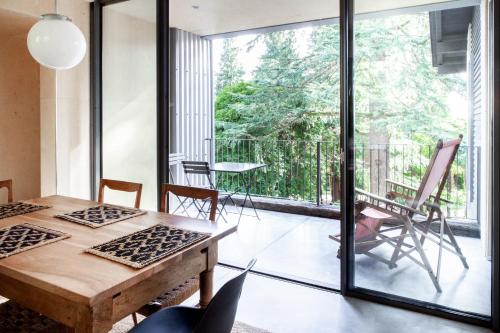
[0,223,70,259]
[85,224,211,269]
[0,202,49,220]
[55,204,146,228]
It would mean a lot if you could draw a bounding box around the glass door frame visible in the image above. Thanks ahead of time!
[90,0,169,211]
[91,0,499,330]
[338,0,499,330]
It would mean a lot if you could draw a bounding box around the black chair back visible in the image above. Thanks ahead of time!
[181,161,211,175]
[182,161,215,189]
[194,259,256,333]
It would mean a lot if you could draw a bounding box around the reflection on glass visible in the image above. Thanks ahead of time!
[353,2,491,315]
[102,0,157,210]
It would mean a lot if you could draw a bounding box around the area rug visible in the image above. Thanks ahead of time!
[85,224,210,268]
[0,223,70,259]
[0,202,49,220]
[0,298,271,333]
[110,314,272,333]
[55,204,146,228]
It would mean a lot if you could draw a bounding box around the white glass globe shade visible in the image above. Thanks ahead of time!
[27,14,86,70]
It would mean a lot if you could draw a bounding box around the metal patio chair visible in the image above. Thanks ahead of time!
[168,153,191,216]
[181,161,236,223]
[331,136,469,292]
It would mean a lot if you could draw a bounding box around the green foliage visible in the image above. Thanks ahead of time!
[215,82,259,139]
[212,13,469,211]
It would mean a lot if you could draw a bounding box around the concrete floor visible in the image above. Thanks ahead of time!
[184,266,492,333]
[217,207,491,316]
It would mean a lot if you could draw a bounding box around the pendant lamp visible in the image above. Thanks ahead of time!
[27,0,86,70]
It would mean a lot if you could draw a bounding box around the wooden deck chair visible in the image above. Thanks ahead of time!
[331,136,468,292]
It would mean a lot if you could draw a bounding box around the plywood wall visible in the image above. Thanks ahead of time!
[0,10,40,201]
[0,0,91,201]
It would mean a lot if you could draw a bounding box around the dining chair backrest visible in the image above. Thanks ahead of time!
[411,136,462,210]
[194,259,256,333]
[98,179,143,209]
[161,184,218,221]
[181,161,215,188]
[0,179,13,203]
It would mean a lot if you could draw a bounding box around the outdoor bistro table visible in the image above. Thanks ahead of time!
[211,162,266,224]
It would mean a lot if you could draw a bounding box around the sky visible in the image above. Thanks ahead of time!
[211,25,468,122]
[212,27,313,81]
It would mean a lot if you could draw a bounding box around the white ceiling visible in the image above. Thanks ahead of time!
[169,0,470,37]
[106,0,479,37]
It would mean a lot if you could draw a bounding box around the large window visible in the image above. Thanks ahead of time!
[92,0,498,328]
[351,0,491,317]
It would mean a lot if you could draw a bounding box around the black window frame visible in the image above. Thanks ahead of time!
[90,0,499,330]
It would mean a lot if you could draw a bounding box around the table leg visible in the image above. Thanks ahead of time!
[199,268,214,309]
[199,244,217,308]
[237,173,260,225]
[75,300,113,333]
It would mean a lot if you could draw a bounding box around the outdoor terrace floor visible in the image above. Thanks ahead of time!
[216,205,491,316]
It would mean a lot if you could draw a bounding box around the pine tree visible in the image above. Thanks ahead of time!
[249,30,311,140]
[215,39,244,93]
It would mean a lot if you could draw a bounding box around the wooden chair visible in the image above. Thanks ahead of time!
[161,184,218,221]
[133,184,218,324]
[0,179,13,203]
[98,179,143,208]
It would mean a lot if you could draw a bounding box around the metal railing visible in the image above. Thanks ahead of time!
[211,138,479,221]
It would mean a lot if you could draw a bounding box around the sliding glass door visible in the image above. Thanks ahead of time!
[346,0,492,320]
[91,0,498,328]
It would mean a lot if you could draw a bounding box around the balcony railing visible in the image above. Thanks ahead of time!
[211,138,479,221]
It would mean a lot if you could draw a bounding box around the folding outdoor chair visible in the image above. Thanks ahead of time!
[331,136,469,292]
[181,161,236,223]
[168,153,191,216]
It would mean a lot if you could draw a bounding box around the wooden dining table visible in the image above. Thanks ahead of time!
[0,195,237,333]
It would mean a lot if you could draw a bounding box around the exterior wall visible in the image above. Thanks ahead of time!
[480,0,492,258]
[0,12,40,201]
[101,7,157,210]
[467,5,482,221]
[169,28,214,186]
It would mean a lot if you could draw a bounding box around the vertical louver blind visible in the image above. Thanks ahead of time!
[169,28,214,186]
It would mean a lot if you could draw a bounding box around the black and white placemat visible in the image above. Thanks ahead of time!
[0,223,70,259]
[0,202,49,220]
[55,204,146,228]
[85,224,210,269]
